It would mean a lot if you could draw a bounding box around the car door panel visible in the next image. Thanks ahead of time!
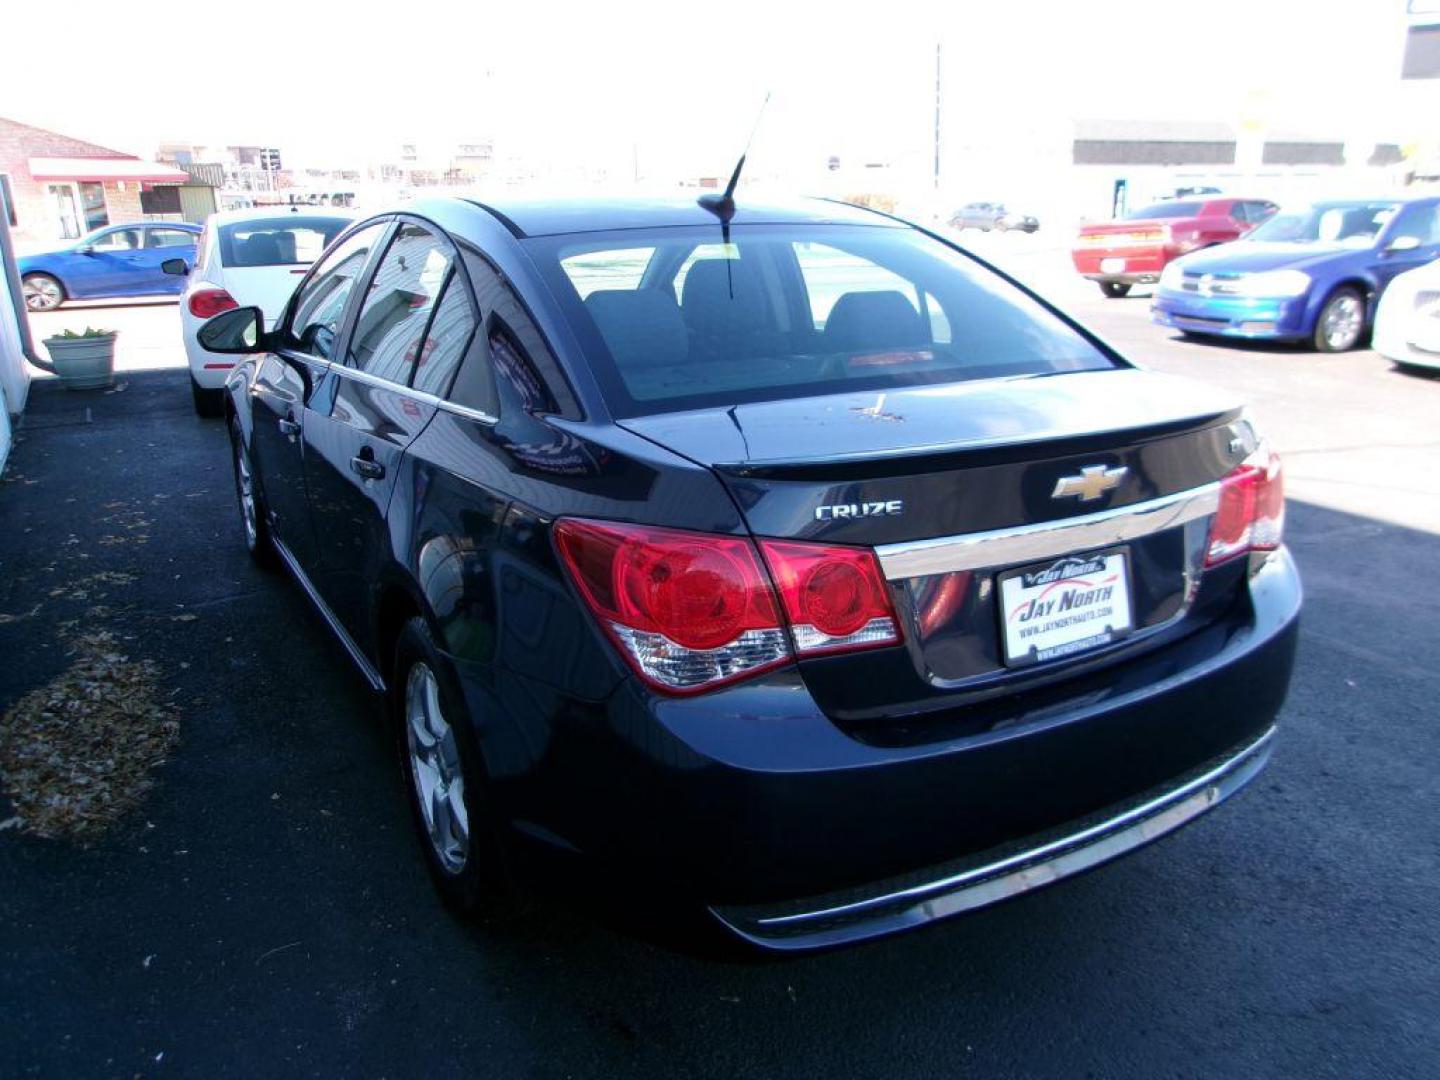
[304,372,437,649]
[249,352,327,570]
[302,219,461,650]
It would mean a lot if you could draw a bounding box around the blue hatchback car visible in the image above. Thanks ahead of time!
[18,222,201,311]
[1151,197,1440,351]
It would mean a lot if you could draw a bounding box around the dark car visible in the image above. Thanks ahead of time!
[200,196,1300,951]
[950,201,1040,233]
[18,222,201,311]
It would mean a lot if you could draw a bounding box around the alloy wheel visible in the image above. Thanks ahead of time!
[1322,294,1363,351]
[404,663,471,874]
[233,439,258,550]
[22,276,61,312]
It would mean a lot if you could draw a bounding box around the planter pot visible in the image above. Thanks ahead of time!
[42,334,117,391]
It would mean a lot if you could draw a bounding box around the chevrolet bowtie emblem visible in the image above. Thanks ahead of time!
[1052,465,1128,502]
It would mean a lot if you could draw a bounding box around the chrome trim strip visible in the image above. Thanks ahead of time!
[875,482,1221,580]
[323,361,499,425]
[272,536,386,693]
[712,726,1274,950]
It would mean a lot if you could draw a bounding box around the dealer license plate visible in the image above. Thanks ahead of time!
[999,551,1133,667]
[1100,257,1126,274]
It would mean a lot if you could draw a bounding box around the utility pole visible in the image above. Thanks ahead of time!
[933,41,942,192]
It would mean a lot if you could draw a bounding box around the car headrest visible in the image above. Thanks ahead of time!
[823,290,927,353]
[585,288,688,370]
[679,258,771,340]
[237,233,282,266]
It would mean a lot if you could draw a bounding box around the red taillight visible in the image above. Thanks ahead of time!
[554,519,788,692]
[1205,449,1284,567]
[553,519,901,694]
[189,287,238,319]
[759,539,901,654]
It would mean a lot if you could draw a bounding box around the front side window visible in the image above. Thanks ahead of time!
[147,229,196,249]
[1383,203,1440,246]
[219,216,350,267]
[1247,201,1400,245]
[346,223,453,383]
[530,223,1115,416]
[90,228,141,251]
[290,221,388,360]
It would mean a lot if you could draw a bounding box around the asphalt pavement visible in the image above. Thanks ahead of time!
[1,280,1438,1079]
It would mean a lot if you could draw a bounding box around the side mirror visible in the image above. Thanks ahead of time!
[161,258,189,277]
[76,244,95,255]
[1386,235,1421,253]
[198,306,268,355]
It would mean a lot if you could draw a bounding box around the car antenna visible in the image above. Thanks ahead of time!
[698,92,771,296]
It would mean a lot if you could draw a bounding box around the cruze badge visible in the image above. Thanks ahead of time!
[815,499,904,521]
[1051,465,1128,502]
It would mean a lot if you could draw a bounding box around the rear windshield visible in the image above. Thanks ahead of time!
[218,216,349,267]
[1126,201,1202,220]
[527,224,1116,417]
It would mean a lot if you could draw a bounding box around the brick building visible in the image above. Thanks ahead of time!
[0,116,209,247]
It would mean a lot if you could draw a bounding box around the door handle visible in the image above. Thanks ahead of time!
[350,455,385,480]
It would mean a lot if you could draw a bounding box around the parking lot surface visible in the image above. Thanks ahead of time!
[2,278,1439,1078]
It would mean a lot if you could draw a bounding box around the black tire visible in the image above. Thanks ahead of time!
[1312,287,1366,352]
[21,272,65,312]
[393,617,515,915]
[191,376,224,418]
[228,416,278,570]
[1099,281,1132,299]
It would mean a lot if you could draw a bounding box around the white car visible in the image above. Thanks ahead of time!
[173,208,352,415]
[1373,257,1440,374]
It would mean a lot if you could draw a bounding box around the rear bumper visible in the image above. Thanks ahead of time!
[1072,246,1171,283]
[479,550,1300,949]
[713,724,1274,950]
[1151,290,1311,340]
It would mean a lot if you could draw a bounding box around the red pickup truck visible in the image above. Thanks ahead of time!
[1072,197,1277,297]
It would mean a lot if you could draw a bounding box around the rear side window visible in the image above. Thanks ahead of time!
[290,222,388,360]
[347,223,453,383]
[1126,201,1201,220]
[219,216,349,267]
[529,224,1114,417]
[147,228,196,248]
[410,277,478,397]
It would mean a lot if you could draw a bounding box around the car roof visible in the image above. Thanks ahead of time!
[448,195,905,238]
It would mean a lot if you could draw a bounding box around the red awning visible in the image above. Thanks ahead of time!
[28,157,190,184]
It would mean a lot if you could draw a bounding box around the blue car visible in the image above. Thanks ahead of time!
[1151,197,1440,351]
[18,222,201,312]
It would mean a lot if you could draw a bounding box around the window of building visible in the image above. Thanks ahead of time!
[78,182,108,231]
[0,174,16,227]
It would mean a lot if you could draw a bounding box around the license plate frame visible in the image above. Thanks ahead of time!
[998,547,1134,668]
[1100,257,1127,274]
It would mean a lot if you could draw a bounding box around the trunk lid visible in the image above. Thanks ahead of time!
[219,265,309,327]
[619,369,1251,735]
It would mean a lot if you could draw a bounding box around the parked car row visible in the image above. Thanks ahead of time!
[179,193,1301,950]
[1069,192,1440,361]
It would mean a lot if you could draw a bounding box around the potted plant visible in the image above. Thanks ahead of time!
[41,327,117,391]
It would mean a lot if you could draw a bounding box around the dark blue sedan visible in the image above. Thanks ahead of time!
[1151,197,1440,351]
[18,222,201,311]
[189,195,1301,950]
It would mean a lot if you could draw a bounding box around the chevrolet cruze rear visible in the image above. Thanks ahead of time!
[211,196,1301,951]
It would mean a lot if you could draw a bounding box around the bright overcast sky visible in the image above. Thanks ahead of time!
[0,0,1429,178]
